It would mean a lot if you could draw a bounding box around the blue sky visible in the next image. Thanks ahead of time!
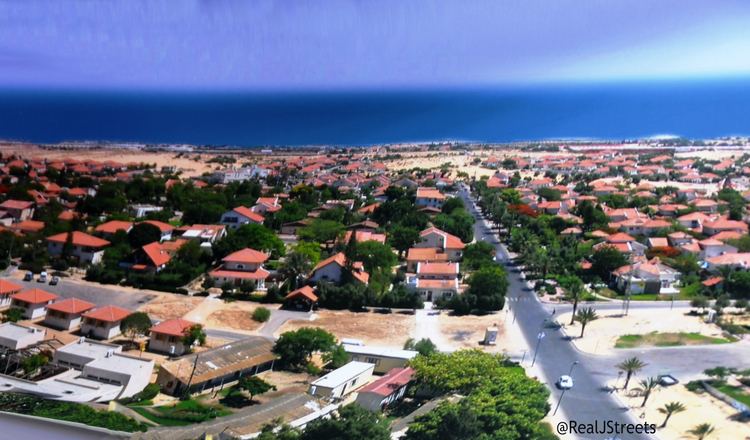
[1,0,749,90]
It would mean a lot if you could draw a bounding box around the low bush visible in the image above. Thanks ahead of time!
[252,307,271,323]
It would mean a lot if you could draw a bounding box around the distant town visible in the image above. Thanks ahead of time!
[0,139,748,439]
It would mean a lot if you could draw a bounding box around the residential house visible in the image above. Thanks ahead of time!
[81,306,131,340]
[343,345,417,374]
[209,248,271,289]
[593,232,646,257]
[0,322,45,350]
[415,227,465,261]
[0,279,22,308]
[405,247,449,272]
[407,262,460,302]
[415,187,446,209]
[706,253,750,271]
[220,206,265,230]
[0,199,34,221]
[44,298,95,331]
[355,367,414,412]
[702,218,749,236]
[149,318,196,356]
[174,224,227,246]
[94,220,133,238]
[284,285,318,311]
[128,204,163,218]
[10,288,58,319]
[309,252,370,285]
[46,231,110,265]
[141,220,174,241]
[612,258,681,295]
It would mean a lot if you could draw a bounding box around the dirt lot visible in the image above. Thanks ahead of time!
[138,294,205,321]
[277,310,415,348]
[205,309,264,332]
[615,383,750,440]
[559,308,726,354]
[437,312,505,349]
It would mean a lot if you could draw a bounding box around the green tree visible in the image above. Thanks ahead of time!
[299,219,344,246]
[182,324,207,350]
[2,307,23,323]
[658,401,686,428]
[128,222,162,248]
[560,275,584,325]
[273,327,337,371]
[293,241,322,266]
[451,265,507,314]
[574,307,598,338]
[636,377,660,407]
[215,223,286,258]
[404,338,437,356]
[388,225,420,258]
[322,344,349,369]
[462,241,495,270]
[121,312,152,342]
[300,404,390,440]
[279,251,312,290]
[691,295,709,313]
[687,423,715,439]
[236,376,276,402]
[590,246,628,280]
[617,357,647,389]
[252,307,271,323]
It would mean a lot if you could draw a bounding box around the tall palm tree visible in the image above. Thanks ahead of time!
[575,307,598,338]
[617,357,647,389]
[562,276,584,325]
[636,377,660,407]
[658,401,686,428]
[279,251,312,290]
[687,423,715,439]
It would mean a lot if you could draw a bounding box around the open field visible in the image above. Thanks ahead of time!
[276,310,415,348]
[437,312,507,350]
[559,308,727,354]
[137,294,205,321]
[615,332,735,349]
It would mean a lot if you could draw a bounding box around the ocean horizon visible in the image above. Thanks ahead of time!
[0,78,749,147]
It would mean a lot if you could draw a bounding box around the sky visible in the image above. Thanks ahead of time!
[1,0,749,91]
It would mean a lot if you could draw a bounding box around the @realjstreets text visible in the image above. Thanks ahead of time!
[556,420,656,436]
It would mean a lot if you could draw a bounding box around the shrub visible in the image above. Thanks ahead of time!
[252,307,271,323]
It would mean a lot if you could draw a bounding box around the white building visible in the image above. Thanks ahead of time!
[308,361,374,400]
[46,231,110,265]
[344,345,417,374]
[0,322,45,350]
[355,367,414,412]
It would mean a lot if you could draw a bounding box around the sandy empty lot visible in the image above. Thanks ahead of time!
[277,310,415,348]
[138,294,205,321]
[437,312,507,349]
[615,383,750,440]
[559,308,725,354]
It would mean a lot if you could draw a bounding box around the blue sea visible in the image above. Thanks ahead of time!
[0,78,748,146]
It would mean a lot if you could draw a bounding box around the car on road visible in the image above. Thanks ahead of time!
[49,276,60,286]
[658,374,679,386]
[38,271,48,283]
[24,271,34,281]
[557,375,574,390]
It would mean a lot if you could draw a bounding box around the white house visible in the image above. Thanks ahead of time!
[149,318,195,356]
[0,322,45,350]
[43,298,95,331]
[10,289,58,319]
[344,345,418,374]
[308,361,375,400]
[209,247,271,289]
[81,306,131,340]
[220,206,265,230]
[612,258,681,295]
[355,367,414,412]
[46,231,110,265]
[415,187,446,209]
[414,227,465,261]
[0,279,22,308]
[309,252,370,285]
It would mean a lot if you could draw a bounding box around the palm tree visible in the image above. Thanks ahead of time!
[687,423,715,439]
[279,251,312,290]
[636,377,660,407]
[574,307,598,338]
[561,276,584,325]
[617,357,647,389]
[658,401,686,428]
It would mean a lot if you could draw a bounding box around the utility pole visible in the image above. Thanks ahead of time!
[531,331,545,367]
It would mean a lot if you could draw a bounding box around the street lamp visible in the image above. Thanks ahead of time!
[568,360,579,376]
[531,331,545,367]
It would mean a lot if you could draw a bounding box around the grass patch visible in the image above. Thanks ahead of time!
[615,332,736,349]
[131,399,231,426]
[0,392,148,432]
[715,384,750,407]
[679,282,701,298]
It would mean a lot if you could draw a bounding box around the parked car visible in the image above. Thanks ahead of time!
[557,375,574,390]
[38,271,47,283]
[24,271,34,281]
[658,374,679,386]
[49,276,60,286]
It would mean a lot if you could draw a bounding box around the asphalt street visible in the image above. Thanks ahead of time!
[11,276,156,309]
[459,187,653,440]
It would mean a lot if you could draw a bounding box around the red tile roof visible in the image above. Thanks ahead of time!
[83,305,131,323]
[0,199,33,210]
[150,318,195,337]
[209,268,271,280]
[0,279,22,295]
[232,206,265,223]
[222,248,269,264]
[141,220,174,233]
[141,241,172,267]
[47,298,95,314]
[95,220,133,234]
[358,367,414,396]
[12,288,58,304]
[285,285,318,302]
[47,231,110,248]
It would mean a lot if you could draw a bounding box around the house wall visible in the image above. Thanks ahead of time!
[310,263,343,284]
[149,332,188,356]
[356,386,408,412]
[308,368,373,400]
[43,311,82,331]
[12,301,48,320]
[346,354,410,374]
[81,320,121,340]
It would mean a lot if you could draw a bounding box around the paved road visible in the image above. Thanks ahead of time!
[10,276,155,310]
[460,187,652,440]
